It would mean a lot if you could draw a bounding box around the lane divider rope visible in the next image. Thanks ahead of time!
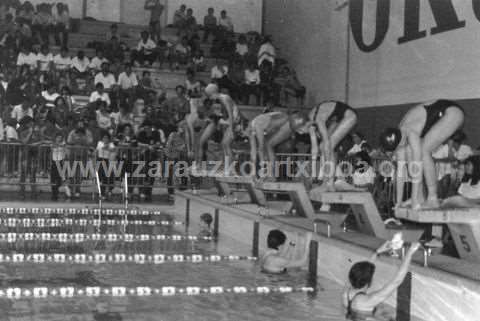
[0,218,184,227]
[0,253,258,264]
[0,285,315,299]
[0,208,169,216]
[0,233,212,243]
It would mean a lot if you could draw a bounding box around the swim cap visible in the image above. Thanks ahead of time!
[380,128,401,151]
[205,83,219,96]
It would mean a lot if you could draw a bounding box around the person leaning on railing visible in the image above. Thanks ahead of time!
[165,120,189,202]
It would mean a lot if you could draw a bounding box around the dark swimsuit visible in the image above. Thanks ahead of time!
[421,99,463,138]
[312,101,356,126]
[346,291,376,321]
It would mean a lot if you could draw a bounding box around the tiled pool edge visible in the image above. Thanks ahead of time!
[176,191,480,321]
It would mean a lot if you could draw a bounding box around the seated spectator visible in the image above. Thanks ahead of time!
[105,36,125,63]
[451,131,473,185]
[202,8,217,43]
[53,2,69,46]
[218,10,234,34]
[280,67,306,107]
[16,45,37,74]
[96,101,113,131]
[132,98,147,134]
[5,76,28,106]
[347,132,367,156]
[171,36,191,69]
[173,4,187,30]
[242,62,261,105]
[210,60,229,89]
[51,96,69,130]
[32,3,54,45]
[235,34,249,59]
[36,44,54,74]
[106,23,119,41]
[185,68,201,97]
[132,31,157,67]
[5,117,18,142]
[89,82,111,106]
[94,62,117,91]
[60,86,76,113]
[18,21,32,40]
[89,49,109,73]
[53,46,71,73]
[11,99,33,123]
[137,70,158,100]
[442,156,480,207]
[190,49,205,73]
[112,103,134,128]
[118,63,138,90]
[188,33,201,54]
[41,82,60,108]
[70,50,90,79]
[352,151,376,191]
[258,36,276,67]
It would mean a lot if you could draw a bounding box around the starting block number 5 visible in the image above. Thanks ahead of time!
[448,225,480,262]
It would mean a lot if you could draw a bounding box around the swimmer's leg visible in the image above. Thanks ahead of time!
[265,122,292,164]
[221,127,234,164]
[421,108,464,209]
[197,121,216,164]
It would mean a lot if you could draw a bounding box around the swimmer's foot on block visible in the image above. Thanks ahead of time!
[424,238,444,248]
[421,199,441,209]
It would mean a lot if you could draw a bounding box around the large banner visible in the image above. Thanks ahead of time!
[348,0,480,107]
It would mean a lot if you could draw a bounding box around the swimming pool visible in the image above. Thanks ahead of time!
[0,204,365,321]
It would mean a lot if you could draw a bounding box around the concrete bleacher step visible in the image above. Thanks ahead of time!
[132,67,210,90]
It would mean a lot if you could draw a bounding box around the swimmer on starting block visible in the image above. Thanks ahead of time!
[343,240,420,321]
[381,99,464,209]
[261,230,312,274]
[249,111,312,165]
[196,84,244,165]
[309,101,358,191]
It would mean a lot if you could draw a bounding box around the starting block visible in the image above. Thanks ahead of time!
[215,176,267,206]
[312,192,423,242]
[396,207,480,262]
[255,182,348,233]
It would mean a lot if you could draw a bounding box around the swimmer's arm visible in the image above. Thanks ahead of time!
[364,243,419,307]
[282,233,313,269]
[316,119,331,161]
[185,114,195,155]
[223,96,235,128]
[249,128,257,166]
[309,126,318,160]
[395,146,407,206]
[255,124,266,163]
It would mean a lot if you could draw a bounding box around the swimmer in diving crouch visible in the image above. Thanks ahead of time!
[309,101,358,192]
[380,99,464,209]
[261,230,312,274]
[249,111,312,165]
[343,241,420,321]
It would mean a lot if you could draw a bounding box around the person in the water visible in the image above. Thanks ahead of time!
[198,212,213,238]
[261,230,312,274]
[343,242,420,320]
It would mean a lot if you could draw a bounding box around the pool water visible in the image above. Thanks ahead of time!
[0,210,394,321]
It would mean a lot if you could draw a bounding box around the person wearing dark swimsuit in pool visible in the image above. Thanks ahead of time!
[380,100,464,209]
[261,230,312,274]
[249,111,312,165]
[309,101,358,192]
[343,242,420,321]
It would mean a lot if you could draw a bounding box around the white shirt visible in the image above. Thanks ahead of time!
[89,57,109,71]
[71,56,90,73]
[353,167,376,186]
[117,72,138,90]
[0,118,4,141]
[454,144,473,161]
[11,104,33,122]
[458,180,480,200]
[432,144,452,179]
[96,110,113,129]
[236,43,248,56]
[244,69,260,84]
[41,91,60,108]
[5,125,18,141]
[17,52,38,69]
[136,39,156,54]
[347,141,367,156]
[96,141,115,159]
[36,52,53,71]
[89,91,111,106]
[53,54,71,70]
[258,43,276,66]
[94,72,117,90]
[219,16,233,31]
[211,65,228,79]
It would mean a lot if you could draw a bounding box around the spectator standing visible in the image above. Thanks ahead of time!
[242,62,261,105]
[191,50,206,72]
[53,2,69,46]
[347,132,367,156]
[96,132,116,199]
[203,8,217,43]
[173,5,187,30]
[235,34,249,60]
[258,36,276,67]
[144,0,164,41]
[165,121,188,201]
[32,3,54,45]
[137,120,162,201]
[218,10,234,34]
[51,132,70,200]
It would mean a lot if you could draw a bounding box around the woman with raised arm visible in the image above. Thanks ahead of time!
[343,242,420,320]
[380,100,464,209]
[309,101,357,192]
